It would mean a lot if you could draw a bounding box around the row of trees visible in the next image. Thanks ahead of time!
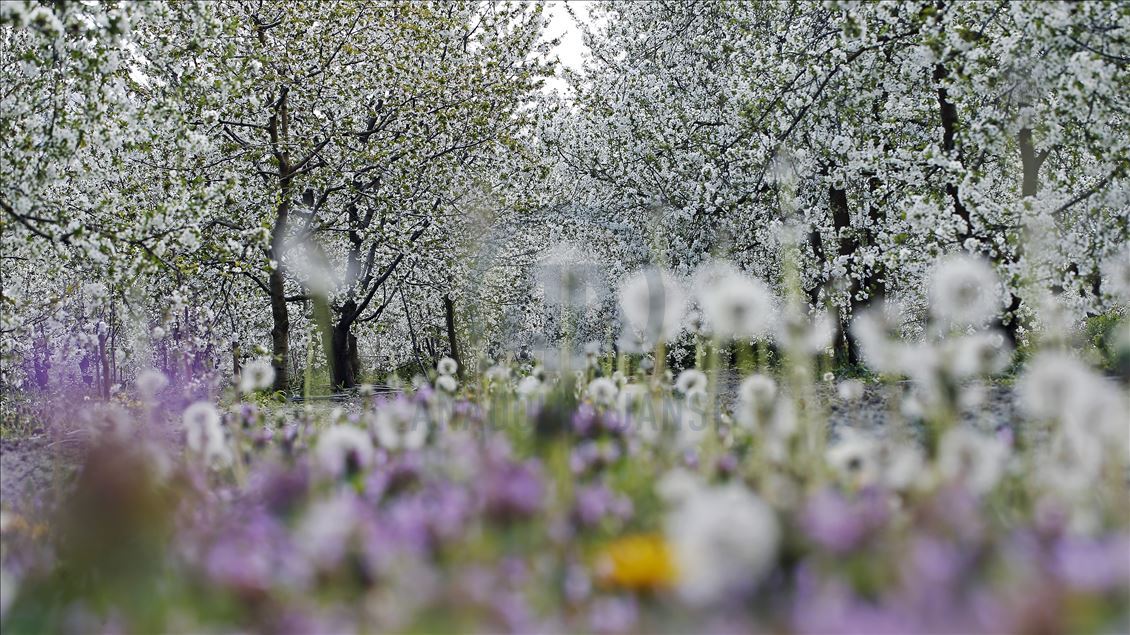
[2,1,554,393]
[547,0,1128,362]
[2,1,1127,395]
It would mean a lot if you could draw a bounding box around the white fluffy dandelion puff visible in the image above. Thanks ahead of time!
[238,357,276,393]
[437,357,459,377]
[183,401,231,467]
[697,264,775,340]
[929,254,1000,327]
[618,268,687,344]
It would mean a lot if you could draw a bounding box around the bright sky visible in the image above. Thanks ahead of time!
[543,1,592,93]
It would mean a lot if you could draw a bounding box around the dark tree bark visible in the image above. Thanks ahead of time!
[348,332,361,382]
[933,59,973,246]
[232,341,242,377]
[330,300,358,390]
[268,86,293,393]
[401,285,429,378]
[993,126,1050,345]
[1019,127,1047,198]
[443,294,463,378]
[97,330,111,400]
[34,328,51,390]
[934,36,1027,345]
[829,181,862,366]
[79,353,91,388]
[326,221,429,391]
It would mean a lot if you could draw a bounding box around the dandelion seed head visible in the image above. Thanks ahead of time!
[436,374,458,393]
[929,255,1000,327]
[826,429,881,488]
[86,402,133,439]
[183,401,230,467]
[316,425,374,477]
[1036,430,1104,498]
[665,484,779,605]
[1015,351,1092,422]
[618,268,687,344]
[238,357,275,393]
[1101,246,1130,301]
[696,262,775,340]
[684,388,708,412]
[587,377,618,406]
[936,427,1009,495]
[537,244,607,309]
[134,368,168,398]
[372,400,426,450]
[782,310,835,354]
[949,331,1012,378]
[738,374,778,407]
[837,379,865,401]
[851,301,908,374]
[879,443,926,491]
[485,365,511,383]
[674,369,707,395]
[516,375,543,397]
[437,357,458,377]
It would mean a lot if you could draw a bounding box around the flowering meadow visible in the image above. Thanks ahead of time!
[2,1,1130,634]
[3,255,1130,633]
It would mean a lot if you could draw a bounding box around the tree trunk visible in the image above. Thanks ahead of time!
[1019,127,1043,198]
[78,354,91,389]
[330,320,356,390]
[934,59,973,245]
[267,85,293,394]
[935,52,1027,344]
[269,266,290,392]
[995,126,1049,346]
[401,286,428,377]
[98,331,111,399]
[329,299,358,390]
[108,300,117,383]
[35,340,51,390]
[829,181,862,366]
[348,332,361,383]
[443,294,463,378]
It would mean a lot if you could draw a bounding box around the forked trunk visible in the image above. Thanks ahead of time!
[330,320,357,390]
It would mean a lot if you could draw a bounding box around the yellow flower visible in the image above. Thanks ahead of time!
[596,534,677,590]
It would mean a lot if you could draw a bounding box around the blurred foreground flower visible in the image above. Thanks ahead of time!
[238,357,275,394]
[183,401,231,467]
[696,262,775,339]
[929,254,999,328]
[665,482,779,605]
[618,267,686,344]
